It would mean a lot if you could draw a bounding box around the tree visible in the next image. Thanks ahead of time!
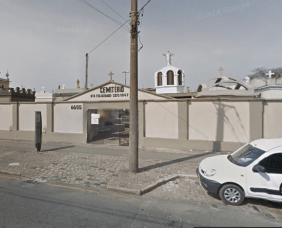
[248,67,282,80]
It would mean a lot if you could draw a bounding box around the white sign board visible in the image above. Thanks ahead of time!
[91,114,100,124]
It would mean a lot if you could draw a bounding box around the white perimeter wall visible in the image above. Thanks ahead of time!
[19,104,47,131]
[145,102,178,139]
[54,103,83,134]
[189,101,249,143]
[0,104,12,130]
[264,102,282,138]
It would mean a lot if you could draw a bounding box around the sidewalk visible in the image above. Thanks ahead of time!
[0,139,216,195]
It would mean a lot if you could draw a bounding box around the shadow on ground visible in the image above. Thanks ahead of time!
[41,146,75,152]
[139,152,214,172]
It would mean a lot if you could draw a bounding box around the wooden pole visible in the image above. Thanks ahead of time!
[129,0,139,173]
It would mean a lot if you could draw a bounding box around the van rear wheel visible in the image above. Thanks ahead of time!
[219,184,245,206]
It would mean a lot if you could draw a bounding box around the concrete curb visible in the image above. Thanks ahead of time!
[107,174,198,196]
[0,170,21,177]
[140,175,179,195]
[107,186,141,195]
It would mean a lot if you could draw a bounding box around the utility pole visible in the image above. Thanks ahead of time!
[122,71,129,85]
[85,53,89,89]
[129,0,139,173]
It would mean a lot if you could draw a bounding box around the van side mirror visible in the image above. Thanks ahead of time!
[252,165,266,173]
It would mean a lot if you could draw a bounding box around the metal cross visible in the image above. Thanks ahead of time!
[218,67,224,76]
[109,71,114,81]
[266,70,275,79]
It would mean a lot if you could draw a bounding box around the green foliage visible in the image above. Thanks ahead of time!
[248,67,282,80]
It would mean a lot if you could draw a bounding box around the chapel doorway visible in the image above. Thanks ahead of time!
[87,109,129,146]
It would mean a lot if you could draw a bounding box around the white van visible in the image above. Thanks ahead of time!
[197,138,282,205]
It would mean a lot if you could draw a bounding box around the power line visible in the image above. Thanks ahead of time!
[138,0,152,51]
[79,0,129,31]
[88,20,129,54]
[139,0,151,12]
[100,0,129,24]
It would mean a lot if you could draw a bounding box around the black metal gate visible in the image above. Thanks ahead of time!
[87,109,129,146]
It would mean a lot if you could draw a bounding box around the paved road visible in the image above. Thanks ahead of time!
[0,175,281,227]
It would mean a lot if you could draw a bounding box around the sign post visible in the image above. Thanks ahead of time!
[35,111,42,152]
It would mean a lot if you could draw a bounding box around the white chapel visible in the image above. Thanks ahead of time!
[155,51,185,94]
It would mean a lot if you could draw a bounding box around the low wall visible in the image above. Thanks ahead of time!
[188,101,249,143]
[145,102,178,139]
[0,98,281,152]
[19,103,47,131]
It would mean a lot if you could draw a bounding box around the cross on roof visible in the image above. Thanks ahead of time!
[266,70,275,79]
[109,71,114,81]
[218,67,224,76]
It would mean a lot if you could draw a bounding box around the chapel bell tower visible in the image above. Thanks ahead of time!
[155,51,185,94]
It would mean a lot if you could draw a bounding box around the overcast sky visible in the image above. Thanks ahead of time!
[1,0,282,93]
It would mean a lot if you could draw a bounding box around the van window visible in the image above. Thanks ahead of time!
[228,144,265,167]
[259,153,282,174]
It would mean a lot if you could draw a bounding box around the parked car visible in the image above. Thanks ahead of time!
[197,138,282,205]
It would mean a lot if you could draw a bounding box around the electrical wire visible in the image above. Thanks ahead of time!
[88,20,129,54]
[139,0,151,12]
[100,0,129,24]
[138,33,143,52]
[79,0,130,31]
[137,0,152,51]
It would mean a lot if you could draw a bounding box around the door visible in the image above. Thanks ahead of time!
[246,153,282,202]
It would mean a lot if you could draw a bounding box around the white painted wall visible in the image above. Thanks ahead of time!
[0,104,12,130]
[189,101,249,143]
[145,102,178,139]
[19,104,47,131]
[54,103,83,134]
[261,90,282,99]
[264,102,282,138]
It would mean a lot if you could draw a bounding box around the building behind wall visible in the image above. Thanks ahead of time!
[0,73,35,102]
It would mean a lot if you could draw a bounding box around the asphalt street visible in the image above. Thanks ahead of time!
[0,175,281,228]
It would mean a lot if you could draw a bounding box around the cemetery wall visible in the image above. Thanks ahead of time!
[188,101,249,143]
[0,104,12,130]
[19,103,47,131]
[0,99,281,152]
[54,103,83,134]
[263,101,282,138]
[145,102,178,139]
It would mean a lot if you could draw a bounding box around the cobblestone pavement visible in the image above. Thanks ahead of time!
[0,139,281,220]
[0,144,199,190]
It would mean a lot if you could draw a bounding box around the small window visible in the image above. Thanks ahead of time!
[259,153,282,174]
[157,72,162,86]
[178,70,182,85]
[167,70,174,85]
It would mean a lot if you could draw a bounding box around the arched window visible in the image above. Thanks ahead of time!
[167,70,174,85]
[157,72,162,86]
[178,70,182,85]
